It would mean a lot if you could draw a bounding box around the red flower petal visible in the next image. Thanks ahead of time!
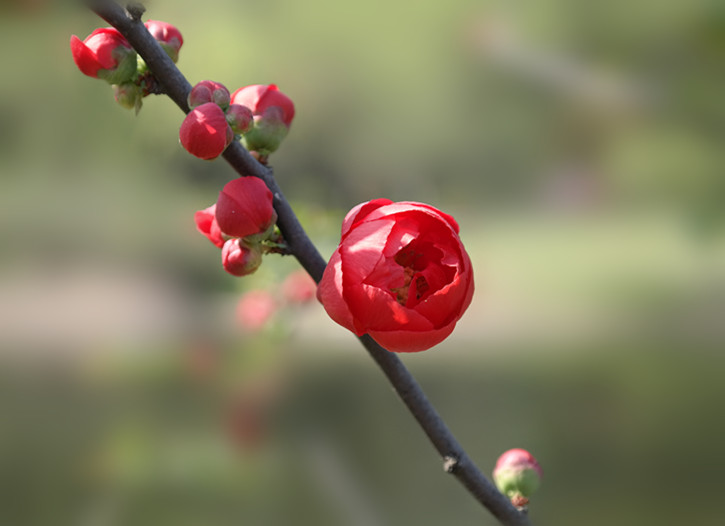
[70,34,102,77]
[368,322,457,353]
[179,103,231,160]
[194,204,224,248]
[215,177,276,238]
[316,248,357,332]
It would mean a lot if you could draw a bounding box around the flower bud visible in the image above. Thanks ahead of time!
[225,104,254,135]
[188,80,231,110]
[179,102,234,160]
[215,177,277,239]
[144,20,183,62]
[70,27,137,84]
[240,109,291,157]
[194,204,225,248]
[222,238,263,276]
[113,82,143,112]
[230,84,295,155]
[493,448,542,507]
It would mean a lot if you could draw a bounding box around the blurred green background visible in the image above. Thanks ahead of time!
[1,0,725,524]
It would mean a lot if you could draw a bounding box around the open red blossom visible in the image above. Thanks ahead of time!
[70,27,135,81]
[317,199,474,353]
[144,20,183,61]
[215,177,277,238]
[230,84,295,127]
[179,102,233,160]
[194,204,224,248]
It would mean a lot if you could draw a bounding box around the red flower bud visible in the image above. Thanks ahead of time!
[231,84,295,126]
[188,80,231,110]
[221,238,263,276]
[179,102,234,160]
[215,177,277,239]
[70,27,137,84]
[493,448,542,507]
[144,20,183,62]
[194,204,225,248]
[230,84,295,155]
[317,199,474,353]
[226,104,254,135]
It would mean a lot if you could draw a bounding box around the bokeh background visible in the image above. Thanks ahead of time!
[1,0,724,524]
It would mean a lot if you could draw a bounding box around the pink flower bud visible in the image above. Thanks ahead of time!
[230,84,295,155]
[70,27,137,84]
[225,104,254,134]
[221,238,263,276]
[144,20,183,62]
[236,290,277,331]
[194,204,225,248]
[215,177,277,239]
[188,80,231,110]
[281,270,317,304]
[493,448,542,507]
[179,102,233,160]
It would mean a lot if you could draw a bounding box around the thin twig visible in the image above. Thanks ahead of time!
[84,2,532,524]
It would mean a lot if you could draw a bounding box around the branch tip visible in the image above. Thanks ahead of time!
[125,2,145,20]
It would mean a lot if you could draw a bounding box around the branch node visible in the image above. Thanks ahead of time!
[443,455,460,473]
[125,2,146,20]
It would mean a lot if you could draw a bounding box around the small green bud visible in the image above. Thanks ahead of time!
[493,448,542,508]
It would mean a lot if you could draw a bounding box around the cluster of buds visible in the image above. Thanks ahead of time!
[195,176,281,276]
[70,20,183,112]
[71,22,295,158]
[180,81,294,161]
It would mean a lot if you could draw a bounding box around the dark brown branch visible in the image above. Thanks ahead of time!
[85,2,532,525]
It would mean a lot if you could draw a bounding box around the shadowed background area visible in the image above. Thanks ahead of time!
[1,0,724,524]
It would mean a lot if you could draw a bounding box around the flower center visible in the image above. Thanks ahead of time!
[391,266,430,305]
[390,243,436,307]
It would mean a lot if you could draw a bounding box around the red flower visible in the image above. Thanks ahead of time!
[317,199,474,353]
[144,20,183,61]
[215,177,277,239]
[179,102,233,160]
[230,84,295,127]
[221,238,262,276]
[70,27,136,82]
[194,204,224,248]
